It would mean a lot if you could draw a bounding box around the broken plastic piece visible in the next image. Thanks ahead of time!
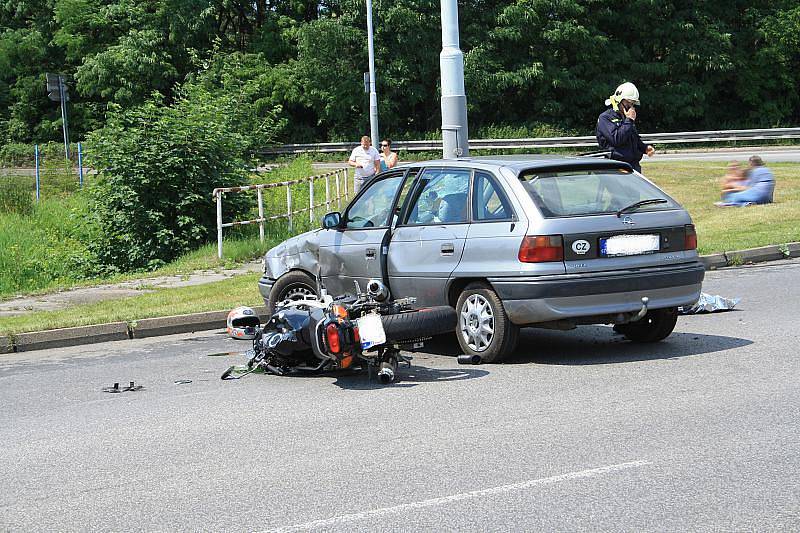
[102,382,121,393]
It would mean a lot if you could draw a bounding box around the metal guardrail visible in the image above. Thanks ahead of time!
[212,168,349,259]
[259,127,800,155]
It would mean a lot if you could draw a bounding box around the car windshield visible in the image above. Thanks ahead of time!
[519,168,679,218]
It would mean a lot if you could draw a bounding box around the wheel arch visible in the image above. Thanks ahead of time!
[279,267,318,283]
[446,277,494,307]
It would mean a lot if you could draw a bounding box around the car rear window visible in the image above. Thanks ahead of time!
[519,168,679,218]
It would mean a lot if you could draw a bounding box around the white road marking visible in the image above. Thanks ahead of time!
[263,460,651,532]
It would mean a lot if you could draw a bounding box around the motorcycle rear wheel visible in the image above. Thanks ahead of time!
[381,306,457,342]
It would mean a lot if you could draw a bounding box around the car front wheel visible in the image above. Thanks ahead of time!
[615,307,678,342]
[455,282,519,363]
[267,271,318,315]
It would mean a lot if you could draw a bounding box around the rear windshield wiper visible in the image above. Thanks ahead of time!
[616,198,668,217]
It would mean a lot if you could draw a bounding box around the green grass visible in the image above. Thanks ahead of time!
[0,273,263,335]
[0,157,337,299]
[644,161,800,254]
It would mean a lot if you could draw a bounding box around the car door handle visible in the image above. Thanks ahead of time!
[441,243,455,256]
[365,248,376,260]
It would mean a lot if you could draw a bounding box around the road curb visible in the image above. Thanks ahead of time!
[131,311,229,339]
[700,242,799,269]
[724,245,784,266]
[0,335,13,354]
[699,253,727,270]
[1,245,798,353]
[14,322,129,352]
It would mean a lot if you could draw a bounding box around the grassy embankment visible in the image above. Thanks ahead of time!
[0,158,797,336]
[0,157,333,299]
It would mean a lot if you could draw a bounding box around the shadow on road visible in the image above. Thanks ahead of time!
[506,326,753,365]
[333,365,489,390]
[416,328,752,366]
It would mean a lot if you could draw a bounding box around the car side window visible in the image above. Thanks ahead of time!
[404,168,471,225]
[344,173,405,229]
[389,168,419,227]
[473,172,513,221]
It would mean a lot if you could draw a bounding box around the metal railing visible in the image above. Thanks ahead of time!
[259,127,800,155]
[212,168,349,259]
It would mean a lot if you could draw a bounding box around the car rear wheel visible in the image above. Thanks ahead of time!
[455,282,518,363]
[615,307,678,342]
[267,271,317,315]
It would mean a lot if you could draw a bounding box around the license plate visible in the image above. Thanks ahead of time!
[600,234,660,257]
[357,313,386,350]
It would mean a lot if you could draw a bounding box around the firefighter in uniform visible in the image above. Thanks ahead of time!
[596,82,655,172]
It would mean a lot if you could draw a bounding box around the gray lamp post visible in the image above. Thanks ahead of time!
[366,0,379,148]
[440,0,469,158]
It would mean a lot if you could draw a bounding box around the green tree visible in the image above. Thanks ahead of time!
[86,81,281,271]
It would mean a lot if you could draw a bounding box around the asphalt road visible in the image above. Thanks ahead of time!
[1,260,799,532]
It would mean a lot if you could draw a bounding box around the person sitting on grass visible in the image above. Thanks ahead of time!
[716,155,775,207]
[720,162,747,195]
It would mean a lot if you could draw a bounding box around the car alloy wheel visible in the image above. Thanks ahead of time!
[455,282,518,363]
[460,293,494,352]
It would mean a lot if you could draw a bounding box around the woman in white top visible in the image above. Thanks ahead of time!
[379,139,398,172]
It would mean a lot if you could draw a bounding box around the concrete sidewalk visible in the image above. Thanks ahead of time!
[1,244,799,354]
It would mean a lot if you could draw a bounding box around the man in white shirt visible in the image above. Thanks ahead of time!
[348,136,381,193]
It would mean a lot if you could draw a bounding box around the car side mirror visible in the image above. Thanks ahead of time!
[322,211,341,229]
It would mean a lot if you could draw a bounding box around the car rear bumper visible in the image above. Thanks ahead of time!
[258,275,275,304]
[489,262,705,325]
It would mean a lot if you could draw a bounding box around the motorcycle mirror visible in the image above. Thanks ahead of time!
[322,212,341,229]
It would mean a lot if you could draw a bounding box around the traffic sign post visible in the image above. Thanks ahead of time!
[46,73,71,160]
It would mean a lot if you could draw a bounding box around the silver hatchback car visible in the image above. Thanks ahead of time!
[259,156,705,362]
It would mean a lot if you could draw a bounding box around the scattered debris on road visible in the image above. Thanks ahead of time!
[101,381,144,393]
[680,293,741,314]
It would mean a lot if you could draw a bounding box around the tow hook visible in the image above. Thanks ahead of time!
[632,296,649,321]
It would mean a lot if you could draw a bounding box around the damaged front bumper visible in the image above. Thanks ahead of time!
[258,275,275,305]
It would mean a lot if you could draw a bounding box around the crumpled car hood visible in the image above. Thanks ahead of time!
[264,228,322,279]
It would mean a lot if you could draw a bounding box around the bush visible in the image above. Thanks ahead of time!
[0,144,33,168]
[0,176,34,215]
[39,157,79,198]
[86,84,280,272]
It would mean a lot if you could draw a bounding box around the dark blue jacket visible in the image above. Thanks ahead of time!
[596,108,648,171]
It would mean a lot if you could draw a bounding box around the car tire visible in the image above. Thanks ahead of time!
[381,306,457,342]
[615,307,678,343]
[455,282,519,363]
[267,271,318,315]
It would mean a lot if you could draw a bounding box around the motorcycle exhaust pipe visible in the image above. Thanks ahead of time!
[377,358,397,384]
[457,354,482,365]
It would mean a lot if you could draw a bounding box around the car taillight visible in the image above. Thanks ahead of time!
[685,224,697,250]
[326,323,341,354]
[518,235,564,263]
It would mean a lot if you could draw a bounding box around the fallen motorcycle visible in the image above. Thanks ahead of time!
[221,280,456,384]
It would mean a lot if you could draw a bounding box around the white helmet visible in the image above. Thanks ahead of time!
[605,82,640,107]
[226,306,260,340]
